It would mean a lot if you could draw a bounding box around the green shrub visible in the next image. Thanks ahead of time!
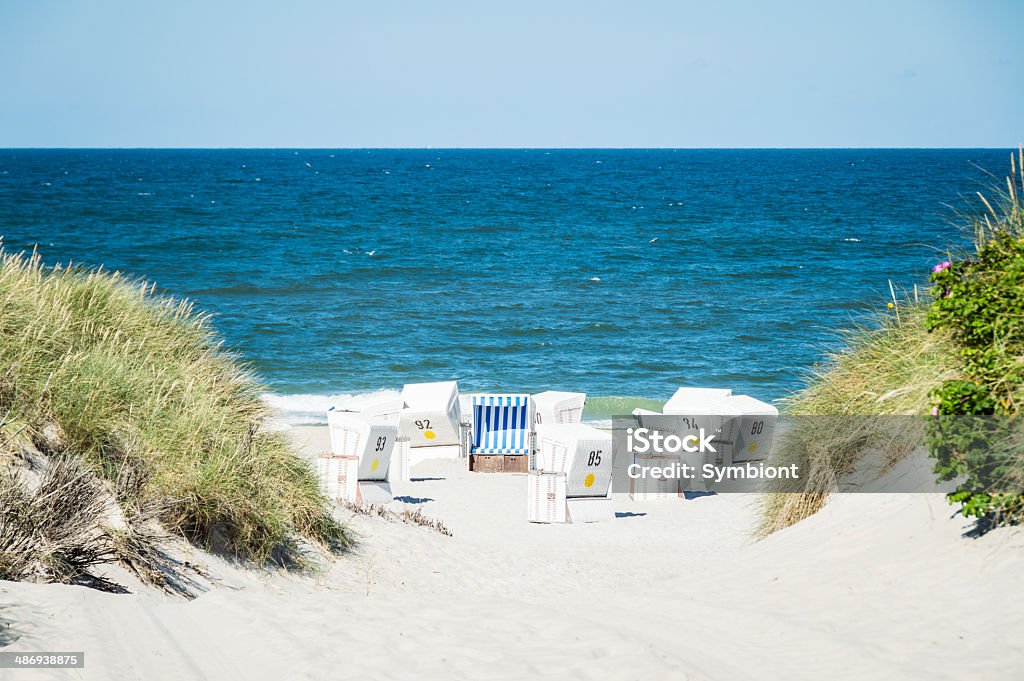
[924,150,1024,525]
[927,233,1024,414]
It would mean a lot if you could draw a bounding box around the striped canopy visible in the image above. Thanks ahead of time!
[472,394,532,455]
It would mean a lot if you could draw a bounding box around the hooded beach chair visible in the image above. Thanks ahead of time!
[529,423,613,523]
[714,394,778,463]
[531,390,586,425]
[469,394,533,472]
[627,408,686,500]
[662,387,735,466]
[630,402,721,499]
[660,390,778,490]
[662,386,732,413]
[358,396,406,424]
[321,408,396,504]
[397,381,463,460]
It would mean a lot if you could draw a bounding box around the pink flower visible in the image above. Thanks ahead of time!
[932,261,951,273]
[931,406,939,417]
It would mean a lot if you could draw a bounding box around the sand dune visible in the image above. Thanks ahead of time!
[2,427,1022,680]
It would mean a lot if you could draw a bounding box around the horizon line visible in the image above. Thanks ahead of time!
[0,145,1018,151]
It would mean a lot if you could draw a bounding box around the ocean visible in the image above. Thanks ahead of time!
[0,149,1007,423]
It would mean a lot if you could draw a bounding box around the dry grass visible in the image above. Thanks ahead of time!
[0,455,117,588]
[968,146,1024,247]
[341,501,453,537]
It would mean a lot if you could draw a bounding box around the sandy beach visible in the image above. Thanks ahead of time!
[3,3,1023,678]
[2,426,1021,680]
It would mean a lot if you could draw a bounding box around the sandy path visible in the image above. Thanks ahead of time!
[2,427,1022,680]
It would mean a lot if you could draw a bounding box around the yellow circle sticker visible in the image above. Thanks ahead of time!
[424,430,436,440]
[371,459,379,472]
[584,473,595,488]
[748,441,757,453]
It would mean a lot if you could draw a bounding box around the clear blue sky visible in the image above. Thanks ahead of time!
[1,0,1021,147]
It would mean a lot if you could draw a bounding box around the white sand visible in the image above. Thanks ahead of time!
[3,425,1022,680]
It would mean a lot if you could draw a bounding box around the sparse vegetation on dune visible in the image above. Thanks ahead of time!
[0,455,116,588]
[781,304,961,418]
[759,304,960,534]
[761,149,1024,535]
[0,247,349,589]
[340,501,453,537]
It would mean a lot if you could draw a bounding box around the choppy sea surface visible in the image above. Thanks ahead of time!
[0,149,1007,423]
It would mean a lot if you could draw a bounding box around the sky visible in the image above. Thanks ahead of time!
[0,0,1021,148]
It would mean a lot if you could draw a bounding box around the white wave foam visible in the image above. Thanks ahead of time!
[263,392,638,430]
[261,389,402,426]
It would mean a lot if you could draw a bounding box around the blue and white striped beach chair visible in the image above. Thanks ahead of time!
[471,394,533,455]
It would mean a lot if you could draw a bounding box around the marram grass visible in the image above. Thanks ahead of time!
[0,247,348,564]
[760,147,1024,535]
[782,303,959,418]
[758,303,962,536]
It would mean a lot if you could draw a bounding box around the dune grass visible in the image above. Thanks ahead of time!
[758,303,961,534]
[0,247,348,572]
[782,303,959,417]
[761,148,1024,535]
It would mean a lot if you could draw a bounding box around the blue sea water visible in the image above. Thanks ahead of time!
[0,149,1009,422]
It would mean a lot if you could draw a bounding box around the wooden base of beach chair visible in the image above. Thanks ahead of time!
[503,454,528,473]
[469,454,529,473]
[469,454,503,472]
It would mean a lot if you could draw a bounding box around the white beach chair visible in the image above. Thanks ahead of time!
[530,423,614,523]
[661,389,735,466]
[714,394,778,463]
[397,381,463,460]
[323,408,396,503]
[531,390,586,425]
[638,392,733,495]
[663,386,732,413]
[660,391,778,490]
[628,409,687,500]
[358,396,406,425]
